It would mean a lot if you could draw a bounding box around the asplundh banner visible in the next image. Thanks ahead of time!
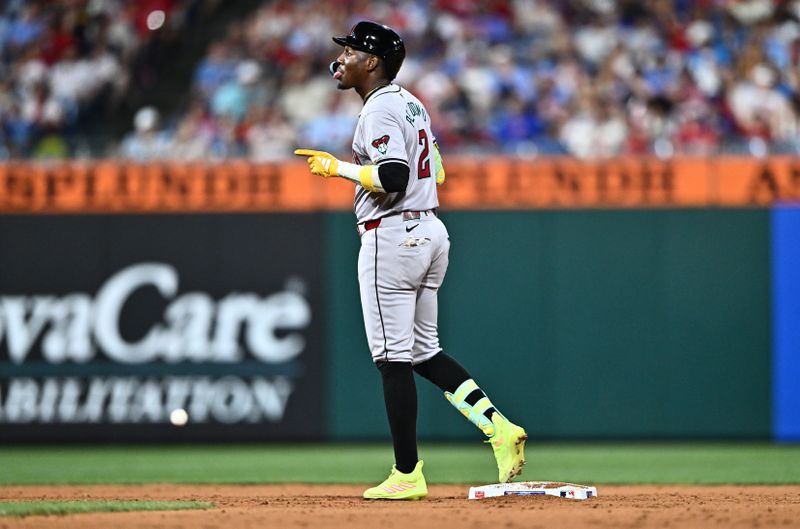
[0,213,325,441]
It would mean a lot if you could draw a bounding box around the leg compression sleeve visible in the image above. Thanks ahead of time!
[413,351,471,393]
[377,361,418,473]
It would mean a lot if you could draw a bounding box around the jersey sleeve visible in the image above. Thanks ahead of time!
[359,110,409,167]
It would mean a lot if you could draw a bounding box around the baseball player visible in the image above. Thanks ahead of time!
[295,21,527,500]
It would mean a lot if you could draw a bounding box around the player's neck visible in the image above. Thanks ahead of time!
[358,79,391,102]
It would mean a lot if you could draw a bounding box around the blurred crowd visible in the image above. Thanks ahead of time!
[8,0,800,160]
[0,0,197,159]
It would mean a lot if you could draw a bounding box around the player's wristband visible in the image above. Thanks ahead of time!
[337,161,385,193]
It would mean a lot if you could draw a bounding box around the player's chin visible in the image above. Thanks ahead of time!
[335,73,353,90]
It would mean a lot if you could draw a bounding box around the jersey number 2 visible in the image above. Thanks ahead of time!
[417,129,431,179]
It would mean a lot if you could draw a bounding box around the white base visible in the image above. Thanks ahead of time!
[468,481,598,500]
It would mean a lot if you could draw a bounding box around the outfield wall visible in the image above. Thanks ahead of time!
[327,210,772,440]
[0,158,796,442]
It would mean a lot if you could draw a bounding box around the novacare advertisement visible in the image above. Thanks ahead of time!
[0,214,325,441]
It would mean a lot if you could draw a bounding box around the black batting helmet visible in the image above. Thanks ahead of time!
[333,21,405,80]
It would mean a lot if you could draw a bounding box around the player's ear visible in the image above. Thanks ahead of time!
[366,54,379,74]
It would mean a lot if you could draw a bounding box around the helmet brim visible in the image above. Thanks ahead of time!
[332,36,376,56]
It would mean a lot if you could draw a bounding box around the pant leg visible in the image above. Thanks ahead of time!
[411,218,450,364]
[358,225,427,363]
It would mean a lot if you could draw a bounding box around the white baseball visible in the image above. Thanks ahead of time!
[169,408,189,426]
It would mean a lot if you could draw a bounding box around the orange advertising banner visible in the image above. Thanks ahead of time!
[0,156,798,214]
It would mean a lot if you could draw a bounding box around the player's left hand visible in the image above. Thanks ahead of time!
[294,149,339,178]
[433,142,445,185]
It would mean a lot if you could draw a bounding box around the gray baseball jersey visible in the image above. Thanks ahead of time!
[352,84,450,365]
[351,84,439,223]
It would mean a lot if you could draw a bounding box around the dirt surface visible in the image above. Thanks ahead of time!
[2,484,799,529]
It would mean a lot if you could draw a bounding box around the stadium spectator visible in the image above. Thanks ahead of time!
[168,99,218,160]
[119,106,171,161]
[211,60,264,122]
[244,104,296,162]
[194,42,239,99]
[727,62,797,144]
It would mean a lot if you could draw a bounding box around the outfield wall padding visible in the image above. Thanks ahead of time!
[773,206,800,442]
[327,210,771,440]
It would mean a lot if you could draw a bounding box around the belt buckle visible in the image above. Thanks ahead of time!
[403,211,421,221]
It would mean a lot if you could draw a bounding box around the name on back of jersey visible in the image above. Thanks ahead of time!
[405,101,428,125]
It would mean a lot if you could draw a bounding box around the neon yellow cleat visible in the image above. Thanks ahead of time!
[487,413,528,483]
[363,460,428,500]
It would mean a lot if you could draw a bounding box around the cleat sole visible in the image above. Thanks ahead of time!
[363,492,427,501]
[507,433,528,482]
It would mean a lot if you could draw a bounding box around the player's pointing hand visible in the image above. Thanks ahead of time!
[294,149,339,178]
[294,149,384,193]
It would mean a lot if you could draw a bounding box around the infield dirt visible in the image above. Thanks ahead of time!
[2,484,799,529]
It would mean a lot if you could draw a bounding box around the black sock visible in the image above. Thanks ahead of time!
[377,361,418,473]
[414,352,497,422]
[413,351,470,393]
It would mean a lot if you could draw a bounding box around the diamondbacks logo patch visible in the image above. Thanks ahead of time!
[371,135,390,155]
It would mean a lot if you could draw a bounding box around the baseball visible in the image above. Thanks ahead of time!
[169,408,189,426]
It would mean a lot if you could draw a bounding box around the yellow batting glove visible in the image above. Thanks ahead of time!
[294,149,339,178]
[433,142,445,185]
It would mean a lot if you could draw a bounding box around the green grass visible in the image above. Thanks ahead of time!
[1,443,798,485]
[0,500,212,517]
